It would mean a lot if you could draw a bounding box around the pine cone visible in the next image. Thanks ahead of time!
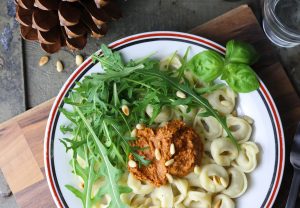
[15,0,121,53]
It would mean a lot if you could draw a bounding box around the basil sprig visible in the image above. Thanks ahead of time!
[188,40,260,93]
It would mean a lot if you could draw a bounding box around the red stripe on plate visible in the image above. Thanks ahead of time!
[259,83,284,208]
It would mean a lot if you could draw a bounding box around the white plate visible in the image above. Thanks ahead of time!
[44,31,285,208]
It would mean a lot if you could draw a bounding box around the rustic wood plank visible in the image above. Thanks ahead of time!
[14,178,56,208]
[0,4,299,208]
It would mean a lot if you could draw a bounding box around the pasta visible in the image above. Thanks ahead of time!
[127,173,154,195]
[151,184,174,207]
[210,138,238,166]
[194,113,223,140]
[222,167,247,198]
[232,142,259,173]
[146,105,173,123]
[199,164,229,193]
[183,190,211,208]
[206,87,236,115]
[212,194,235,208]
[222,115,252,143]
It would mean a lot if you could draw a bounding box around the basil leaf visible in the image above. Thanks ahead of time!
[188,50,224,82]
[222,63,259,93]
[225,40,259,65]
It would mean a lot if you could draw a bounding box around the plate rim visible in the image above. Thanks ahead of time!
[44,31,285,208]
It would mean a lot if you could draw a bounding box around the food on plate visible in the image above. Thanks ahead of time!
[128,120,203,186]
[60,40,260,208]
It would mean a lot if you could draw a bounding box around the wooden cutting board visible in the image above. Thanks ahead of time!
[0,5,299,208]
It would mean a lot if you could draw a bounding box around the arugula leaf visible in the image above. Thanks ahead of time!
[74,106,126,208]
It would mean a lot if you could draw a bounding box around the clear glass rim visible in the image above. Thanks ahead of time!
[264,0,300,39]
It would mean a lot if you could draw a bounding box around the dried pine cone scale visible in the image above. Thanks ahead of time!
[15,0,121,53]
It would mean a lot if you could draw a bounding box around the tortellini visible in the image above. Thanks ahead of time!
[172,178,189,205]
[174,105,198,126]
[199,164,229,193]
[212,194,235,208]
[233,142,259,173]
[206,87,236,115]
[222,167,247,198]
[223,115,252,143]
[183,190,212,208]
[151,184,173,208]
[211,138,238,166]
[146,105,173,123]
[194,113,223,140]
[128,173,154,195]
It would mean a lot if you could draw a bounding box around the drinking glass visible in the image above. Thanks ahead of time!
[263,0,300,47]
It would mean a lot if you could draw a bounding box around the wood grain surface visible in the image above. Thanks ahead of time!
[0,5,299,208]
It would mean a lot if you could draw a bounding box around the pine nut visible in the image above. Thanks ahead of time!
[121,105,130,116]
[79,182,84,189]
[75,55,83,66]
[155,148,161,160]
[220,100,231,107]
[130,129,137,137]
[176,90,186,99]
[243,115,254,124]
[220,177,228,187]
[166,173,173,183]
[56,60,63,72]
[165,159,174,166]
[170,143,175,155]
[214,199,222,208]
[136,123,144,130]
[39,56,49,66]
[194,166,201,174]
[128,160,137,168]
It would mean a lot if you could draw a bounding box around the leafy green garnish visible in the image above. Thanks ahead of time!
[187,50,224,82]
[225,40,259,65]
[222,63,259,93]
[187,40,260,93]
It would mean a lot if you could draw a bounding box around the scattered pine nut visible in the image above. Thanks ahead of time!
[155,148,161,160]
[166,173,173,183]
[136,123,144,130]
[176,90,186,99]
[121,105,130,116]
[130,129,137,137]
[220,177,228,187]
[56,60,63,72]
[128,160,137,168]
[165,159,174,166]
[214,199,222,208]
[220,100,231,107]
[170,143,175,155]
[75,54,84,66]
[194,166,201,174]
[39,56,49,66]
[79,182,84,189]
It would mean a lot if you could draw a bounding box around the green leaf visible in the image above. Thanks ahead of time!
[74,107,127,208]
[225,40,259,65]
[187,50,224,82]
[222,63,259,93]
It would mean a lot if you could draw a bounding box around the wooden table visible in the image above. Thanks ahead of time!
[1,0,300,207]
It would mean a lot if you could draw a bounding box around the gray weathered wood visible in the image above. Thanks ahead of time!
[0,0,26,122]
